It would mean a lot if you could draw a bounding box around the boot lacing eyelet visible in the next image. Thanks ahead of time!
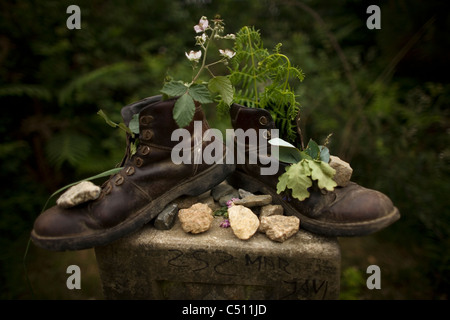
[104,182,112,195]
[125,166,135,176]
[140,145,151,155]
[114,175,124,186]
[259,116,268,125]
[141,129,153,140]
[135,157,144,167]
[262,130,271,139]
[140,115,154,126]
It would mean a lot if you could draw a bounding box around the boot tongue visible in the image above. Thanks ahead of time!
[120,95,162,126]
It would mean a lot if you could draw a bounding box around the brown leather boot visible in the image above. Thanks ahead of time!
[31,96,235,251]
[227,103,400,237]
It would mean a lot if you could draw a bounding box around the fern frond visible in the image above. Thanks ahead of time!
[0,84,52,101]
[228,26,305,144]
[58,61,138,106]
[45,132,91,168]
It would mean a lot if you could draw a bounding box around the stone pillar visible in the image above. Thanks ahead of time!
[95,218,341,300]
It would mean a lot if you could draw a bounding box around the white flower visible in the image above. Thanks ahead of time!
[194,16,209,33]
[219,49,236,59]
[195,32,207,45]
[185,50,202,62]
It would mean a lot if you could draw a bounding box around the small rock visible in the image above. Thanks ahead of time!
[218,190,240,206]
[178,203,213,234]
[329,155,353,187]
[238,188,254,199]
[154,203,178,230]
[260,215,300,243]
[228,205,260,240]
[212,182,236,201]
[233,194,272,208]
[56,181,101,208]
[259,204,284,219]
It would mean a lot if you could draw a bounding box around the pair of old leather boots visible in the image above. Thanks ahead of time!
[31,96,400,251]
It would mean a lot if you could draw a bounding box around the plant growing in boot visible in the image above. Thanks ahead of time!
[161,16,236,128]
[227,26,336,201]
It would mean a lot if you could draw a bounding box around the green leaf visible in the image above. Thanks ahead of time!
[188,84,213,104]
[128,114,140,135]
[319,145,330,163]
[97,109,133,136]
[277,160,313,201]
[161,80,188,97]
[208,76,234,106]
[97,109,119,128]
[277,146,303,164]
[305,139,320,160]
[173,93,196,128]
[309,160,337,191]
[269,137,302,163]
[300,151,313,160]
[285,160,313,200]
[277,169,290,194]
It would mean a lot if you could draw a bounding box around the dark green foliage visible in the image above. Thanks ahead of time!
[229,26,305,143]
[0,0,448,299]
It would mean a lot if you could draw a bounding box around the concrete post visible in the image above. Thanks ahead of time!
[95,218,341,300]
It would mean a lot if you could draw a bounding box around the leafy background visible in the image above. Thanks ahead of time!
[0,0,448,299]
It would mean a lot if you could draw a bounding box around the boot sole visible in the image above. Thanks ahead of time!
[227,170,400,237]
[31,160,235,251]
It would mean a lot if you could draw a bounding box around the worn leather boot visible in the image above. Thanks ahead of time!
[31,96,235,251]
[227,103,400,237]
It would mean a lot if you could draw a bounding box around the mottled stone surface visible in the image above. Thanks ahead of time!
[218,190,240,207]
[259,204,284,218]
[154,203,178,230]
[178,203,213,234]
[233,195,272,208]
[238,188,254,199]
[329,155,353,187]
[228,205,260,240]
[95,218,341,300]
[56,181,100,208]
[211,182,236,201]
[260,215,300,243]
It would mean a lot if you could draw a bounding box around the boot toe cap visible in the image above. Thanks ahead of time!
[32,205,90,239]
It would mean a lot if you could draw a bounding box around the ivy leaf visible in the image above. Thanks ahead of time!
[188,84,213,104]
[173,93,196,128]
[309,160,337,191]
[161,80,188,97]
[208,76,234,106]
